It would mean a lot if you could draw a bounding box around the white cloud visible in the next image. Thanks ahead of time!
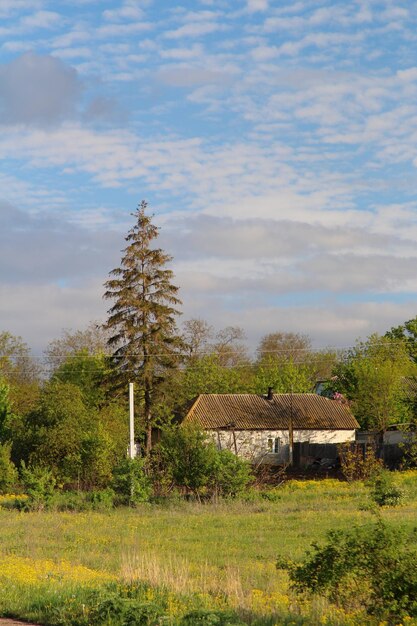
[165,21,223,39]
[159,44,204,60]
[0,53,82,125]
[0,280,107,355]
[247,0,269,13]
[1,0,417,352]
[0,0,44,18]
[19,10,62,30]
[96,21,151,38]
[102,2,145,22]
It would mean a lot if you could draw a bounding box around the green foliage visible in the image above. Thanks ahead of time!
[0,332,40,418]
[97,400,130,459]
[158,425,218,497]
[181,354,251,399]
[86,488,115,510]
[45,322,109,371]
[25,381,121,489]
[112,457,152,505]
[386,314,417,363]
[35,489,115,512]
[368,469,404,507]
[26,380,90,485]
[52,349,110,409]
[338,443,382,482]
[279,520,417,620]
[330,334,415,430]
[252,356,314,394]
[0,331,39,385]
[212,449,253,498]
[80,423,116,489]
[181,609,246,625]
[0,442,18,493]
[399,431,417,467]
[1,580,250,626]
[0,378,12,440]
[157,425,251,499]
[20,462,56,510]
[104,201,183,453]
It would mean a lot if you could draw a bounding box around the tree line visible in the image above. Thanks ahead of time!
[0,201,416,496]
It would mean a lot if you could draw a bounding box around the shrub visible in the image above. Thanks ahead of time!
[80,426,116,489]
[87,487,115,510]
[158,425,218,498]
[0,442,18,493]
[278,520,417,620]
[157,425,252,499]
[112,458,152,506]
[399,430,417,468]
[19,462,56,510]
[212,450,252,498]
[338,442,382,481]
[180,609,246,625]
[368,469,404,507]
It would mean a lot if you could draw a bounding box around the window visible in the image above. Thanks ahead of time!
[267,437,281,454]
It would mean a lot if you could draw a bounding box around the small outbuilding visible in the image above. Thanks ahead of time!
[183,392,359,465]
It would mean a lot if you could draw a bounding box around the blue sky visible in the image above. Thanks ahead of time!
[1,0,417,352]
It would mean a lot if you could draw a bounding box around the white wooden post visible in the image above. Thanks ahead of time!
[129,382,135,459]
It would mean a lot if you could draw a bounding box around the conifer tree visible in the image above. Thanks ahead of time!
[103,201,182,453]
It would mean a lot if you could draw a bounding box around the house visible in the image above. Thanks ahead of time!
[183,392,359,465]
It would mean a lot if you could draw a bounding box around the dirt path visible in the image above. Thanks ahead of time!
[0,617,37,626]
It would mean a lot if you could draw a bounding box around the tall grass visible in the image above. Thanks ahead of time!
[0,473,416,624]
[121,550,246,606]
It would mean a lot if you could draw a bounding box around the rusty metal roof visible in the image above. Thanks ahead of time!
[183,393,359,430]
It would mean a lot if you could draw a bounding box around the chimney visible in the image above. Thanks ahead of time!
[267,387,273,401]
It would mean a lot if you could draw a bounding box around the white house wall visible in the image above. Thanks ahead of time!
[209,429,356,464]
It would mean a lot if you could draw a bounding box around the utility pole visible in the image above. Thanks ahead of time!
[288,388,294,466]
[129,382,135,459]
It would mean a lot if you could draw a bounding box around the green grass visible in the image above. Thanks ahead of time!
[0,473,417,624]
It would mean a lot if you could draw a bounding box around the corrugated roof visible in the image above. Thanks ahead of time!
[184,393,359,430]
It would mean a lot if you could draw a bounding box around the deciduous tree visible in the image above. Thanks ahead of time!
[386,315,417,363]
[330,334,415,430]
[44,322,109,373]
[256,332,311,363]
[0,332,40,415]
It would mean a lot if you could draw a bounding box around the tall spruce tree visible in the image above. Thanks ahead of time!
[103,201,182,453]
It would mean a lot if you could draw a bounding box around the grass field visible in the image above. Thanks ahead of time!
[1,474,417,625]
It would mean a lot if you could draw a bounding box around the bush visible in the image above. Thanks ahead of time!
[158,425,218,498]
[338,442,382,482]
[26,488,116,512]
[87,487,115,510]
[368,469,404,507]
[19,462,56,510]
[399,431,417,468]
[181,609,246,625]
[112,458,152,506]
[79,429,115,490]
[33,582,248,626]
[157,425,252,499]
[0,442,18,493]
[278,520,417,620]
[212,450,252,498]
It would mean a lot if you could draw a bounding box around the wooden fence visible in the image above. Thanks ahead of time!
[292,441,404,468]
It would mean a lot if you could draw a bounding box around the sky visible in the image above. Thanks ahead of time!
[1,0,417,354]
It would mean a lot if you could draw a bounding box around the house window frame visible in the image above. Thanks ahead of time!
[267,437,281,454]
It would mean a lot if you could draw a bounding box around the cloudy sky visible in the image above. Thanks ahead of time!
[1,0,417,353]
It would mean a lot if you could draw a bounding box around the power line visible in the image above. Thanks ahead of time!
[0,339,413,360]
